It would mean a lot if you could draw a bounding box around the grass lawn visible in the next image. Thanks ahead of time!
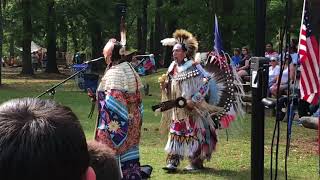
[0,68,319,179]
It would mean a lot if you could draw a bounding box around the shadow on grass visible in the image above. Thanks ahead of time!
[173,167,247,179]
[168,167,302,180]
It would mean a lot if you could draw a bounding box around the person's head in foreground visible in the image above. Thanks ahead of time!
[0,98,95,180]
[87,140,121,180]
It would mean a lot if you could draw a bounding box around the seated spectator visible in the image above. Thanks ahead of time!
[231,48,241,67]
[0,98,96,180]
[265,42,279,59]
[131,56,140,67]
[87,140,121,180]
[268,56,280,87]
[237,47,251,80]
[269,55,291,96]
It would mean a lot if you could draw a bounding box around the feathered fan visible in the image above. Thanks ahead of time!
[203,52,244,128]
[202,14,244,128]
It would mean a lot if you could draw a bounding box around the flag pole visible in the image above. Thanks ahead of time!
[298,0,320,175]
[297,0,306,53]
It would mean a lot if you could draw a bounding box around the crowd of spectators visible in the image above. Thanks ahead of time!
[230,39,300,97]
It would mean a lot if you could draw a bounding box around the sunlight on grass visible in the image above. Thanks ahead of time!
[0,71,319,179]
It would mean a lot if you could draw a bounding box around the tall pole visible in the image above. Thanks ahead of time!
[0,1,3,86]
[251,0,266,179]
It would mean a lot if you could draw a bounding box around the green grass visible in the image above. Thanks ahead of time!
[0,70,319,179]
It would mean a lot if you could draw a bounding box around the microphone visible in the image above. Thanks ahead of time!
[83,57,105,64]
[133,54,153,58]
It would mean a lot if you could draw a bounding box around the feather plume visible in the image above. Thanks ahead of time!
[173,29,193,44]
[194,53,201,63]
[120,17,126,46]
[185,36,198,57]
[161,38,176,46]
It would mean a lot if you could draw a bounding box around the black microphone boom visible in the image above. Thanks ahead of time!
[36,57,104,98]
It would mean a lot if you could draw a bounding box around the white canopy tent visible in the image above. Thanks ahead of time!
[16,41,47,53]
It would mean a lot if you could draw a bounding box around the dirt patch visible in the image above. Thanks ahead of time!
[263,133,319,156]
[290,137,319,155]
[2,66,72,80]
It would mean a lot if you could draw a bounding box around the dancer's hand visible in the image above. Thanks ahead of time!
[186,100,195,109]
[160,82,168,90]
[158,74,168,90]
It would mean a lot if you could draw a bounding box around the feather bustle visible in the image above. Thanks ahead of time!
[161,38,177,46]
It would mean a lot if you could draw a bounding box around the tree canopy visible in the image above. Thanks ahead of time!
[0,0,318,74]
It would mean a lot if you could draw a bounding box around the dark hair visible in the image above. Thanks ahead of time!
[111,42,123,62]
[87,141,121,180]
[181,43,188,52]
[242,46,249,52]
[266,42,273,47]
[291,39,298,46]
[285,53,292,63]
[234,48,241,54]
[110,42,133,64]
[290,46,297,53]
[0,98,89,180]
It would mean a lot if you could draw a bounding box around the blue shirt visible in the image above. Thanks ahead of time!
[231,55,241,66]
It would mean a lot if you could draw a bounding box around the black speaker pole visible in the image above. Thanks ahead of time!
[251,0,267,179]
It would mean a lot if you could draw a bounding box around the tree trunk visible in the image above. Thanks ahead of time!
[90,21,103,59]
[71,22,79,53]
[141,0,148,54]
[68,20,79,53]
[89,20,103,72]
[149,25,154,53]
[9,36,14,58]
[163,0,179,68]
[154,0,164,68]
[60,17,68,53]
[0,1,3,85]
[21,0,33,75]
[45,0,59,73]
[221,0,234,52]
[137,17,142,53]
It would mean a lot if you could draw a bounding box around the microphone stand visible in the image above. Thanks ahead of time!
[36,57,104,98]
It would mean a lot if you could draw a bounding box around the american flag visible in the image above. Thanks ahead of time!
[209,14,227,67]
[298,0,320,105]
[214,14,223,54]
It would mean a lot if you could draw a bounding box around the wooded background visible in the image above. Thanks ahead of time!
[0,0,319,74]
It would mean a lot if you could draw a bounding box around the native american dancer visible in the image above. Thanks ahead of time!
[93,22,144,179]
[157,29,243,172]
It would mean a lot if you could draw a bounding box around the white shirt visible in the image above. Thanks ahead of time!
[269,65,280,85]
[281,67,289,84]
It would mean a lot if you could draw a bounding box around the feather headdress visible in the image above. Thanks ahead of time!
[161,29,198,58]
[103,17,134,62]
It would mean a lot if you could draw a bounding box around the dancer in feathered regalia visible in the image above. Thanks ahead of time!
[159,29,243,172]
[94,20,145,179]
